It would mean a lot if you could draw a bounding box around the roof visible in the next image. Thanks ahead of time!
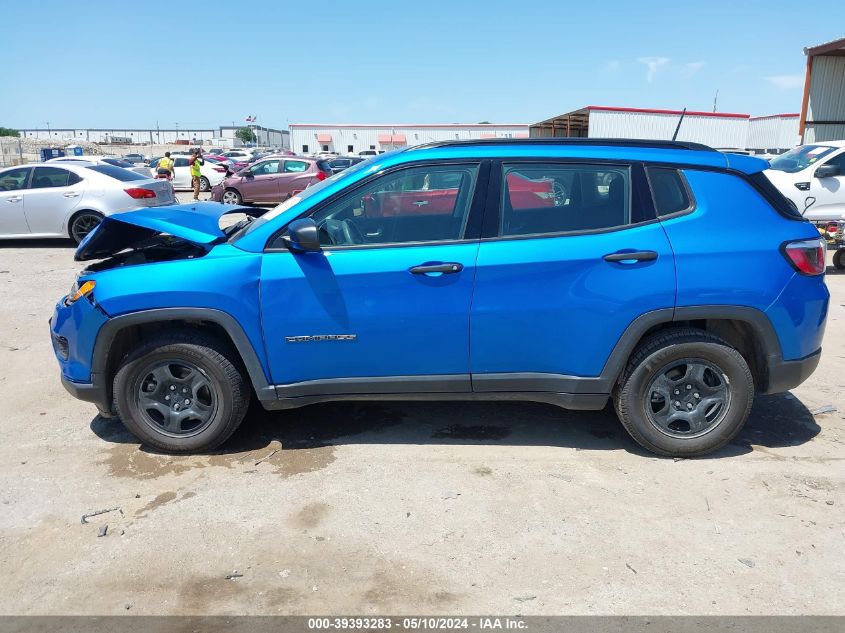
[749,113,800,120]
[804,36,845,57]
[586,105,750,119]
[289,123,529,129]
[415,138,715,152]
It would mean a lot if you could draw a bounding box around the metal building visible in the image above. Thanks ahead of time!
[800,37,845,143]
[218,126,290,149]
[289,123,529,155]
[19,128,217,144]
[746,114,800,154]
[529,106,750,148]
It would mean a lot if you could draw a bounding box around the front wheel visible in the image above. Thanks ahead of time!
[221,188,243,205]
[113,331,250,453]
[832,248,845,271]
[614,329,754,457]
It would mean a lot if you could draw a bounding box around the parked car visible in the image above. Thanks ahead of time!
[358,150,379,158]
[221,150,256,162]
[0,162,175,243]
[765,142,845,219]
[148,155,228,191]
[327,156,366,174]
[47,156,152,178]
[51,138,828,457]
[210,157,332,205]
[123,153,147,164]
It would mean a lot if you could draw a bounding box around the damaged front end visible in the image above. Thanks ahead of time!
[75,202,254,269]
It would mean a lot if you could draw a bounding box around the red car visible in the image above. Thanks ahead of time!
[211,157,333,205]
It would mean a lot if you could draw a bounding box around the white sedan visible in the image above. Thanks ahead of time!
[0,162,176,243]
[148,155,228,191]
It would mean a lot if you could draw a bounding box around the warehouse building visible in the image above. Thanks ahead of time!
[19,128,217,144]
[289,123,529,155]
[800,36,845,143]
[746,114,799,155]
[217,126,290,149]
[529,106,750,149]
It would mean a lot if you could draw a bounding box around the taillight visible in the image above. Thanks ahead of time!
[124,187,157,199]
[315,171,328,181]
[212,166,227,173]
[826,222,838,234]
[782,237,826,275]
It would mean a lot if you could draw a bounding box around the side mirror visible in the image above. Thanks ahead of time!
[283,218,321,253]
[815,163,840,179]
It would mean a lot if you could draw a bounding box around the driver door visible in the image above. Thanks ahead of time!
[241,159,282,203]
[811,150,845,215]
[258,162,485,395]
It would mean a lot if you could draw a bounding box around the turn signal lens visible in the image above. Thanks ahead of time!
[783,238,826,276]
[66,280,96,305]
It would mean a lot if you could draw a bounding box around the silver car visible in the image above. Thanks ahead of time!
[0,162,176,243]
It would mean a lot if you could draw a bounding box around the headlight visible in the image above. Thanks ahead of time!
[66,279,96,305]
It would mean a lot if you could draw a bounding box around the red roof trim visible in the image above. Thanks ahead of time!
[587,105,750,119]
[749,113,800,120]
[290,123,528,129]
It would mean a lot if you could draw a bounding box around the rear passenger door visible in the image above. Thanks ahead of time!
[172,157,190,189]
[24,166,86,235]
[279,159,317,199]
[470,161,676,390]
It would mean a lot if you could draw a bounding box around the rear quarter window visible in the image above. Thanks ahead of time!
[85,165,147,182]
[647,167,693,217]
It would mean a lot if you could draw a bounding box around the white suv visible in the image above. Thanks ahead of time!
[765,141,845,220]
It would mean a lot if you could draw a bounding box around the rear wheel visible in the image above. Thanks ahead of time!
[614,329,754,457]
[199,176,211,192]
[69,210,103,244]
[221,188,242,205]
[832,248,845,271]
[113,331,250,453]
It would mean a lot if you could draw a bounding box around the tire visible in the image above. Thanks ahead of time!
[221,188,242,205]
[613,328,754,457]
[199,176,211,192]
[833,249,845,271]
[113,330,250,453]
[68,210,104,244]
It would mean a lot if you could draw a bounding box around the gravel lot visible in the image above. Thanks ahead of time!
[1,201,843,615]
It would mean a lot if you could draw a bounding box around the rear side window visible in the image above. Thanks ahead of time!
[647,167,692,217]
[284,160,309,173]
[174,158,189,168]
[501,163,630,236]
[86,165,147,182]
[31,166,82,188]
[102,158,134,168]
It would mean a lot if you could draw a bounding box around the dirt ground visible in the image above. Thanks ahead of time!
[0,210,843,615]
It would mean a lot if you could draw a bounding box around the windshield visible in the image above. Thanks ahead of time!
[769,145,837,173]
[232,157,378,241]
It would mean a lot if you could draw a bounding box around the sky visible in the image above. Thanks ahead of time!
[1,0,843,130]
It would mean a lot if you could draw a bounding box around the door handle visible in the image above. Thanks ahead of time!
[6,196,22,203]
[63,192,80,198]
[409,262,463,275]
[603,250,658,263]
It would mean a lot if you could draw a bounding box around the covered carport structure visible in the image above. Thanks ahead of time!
[800,36,845,143]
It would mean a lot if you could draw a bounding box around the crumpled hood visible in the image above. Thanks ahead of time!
[75,202,251,261]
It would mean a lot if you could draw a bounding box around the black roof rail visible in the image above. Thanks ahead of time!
[409,137,716,152]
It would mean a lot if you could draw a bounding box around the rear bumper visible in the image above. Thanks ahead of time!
[763,348,822,394]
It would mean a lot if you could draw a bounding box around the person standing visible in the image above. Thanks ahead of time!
[188,148,204,200]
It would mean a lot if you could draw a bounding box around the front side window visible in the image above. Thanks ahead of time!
[823,150,845,174]
[501,163,630,236]
[250,160,281,175]
[306,164,479,247]
[0,167,32,191]
[31,167,81,189]
[284,160,309,173]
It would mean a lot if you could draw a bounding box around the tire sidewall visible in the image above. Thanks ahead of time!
[115,343,239,453]
[70,211,103,244]
[222,188,242,204]
[620,341,753,456]
[833,249,845,270]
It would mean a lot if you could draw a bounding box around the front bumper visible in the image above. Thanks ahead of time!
[60,373,112,414]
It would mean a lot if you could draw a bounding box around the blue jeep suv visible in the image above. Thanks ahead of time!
[50,139,829,456]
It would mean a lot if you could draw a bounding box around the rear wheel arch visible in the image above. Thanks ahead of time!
[93,309,274,411]
[603,306,782,392]
[67,209,104,242]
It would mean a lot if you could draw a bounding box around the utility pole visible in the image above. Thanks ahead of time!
[713,89,719,113]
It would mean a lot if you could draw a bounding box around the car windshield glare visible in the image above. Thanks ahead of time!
[85,165,148,181]
[769,145,837,173]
